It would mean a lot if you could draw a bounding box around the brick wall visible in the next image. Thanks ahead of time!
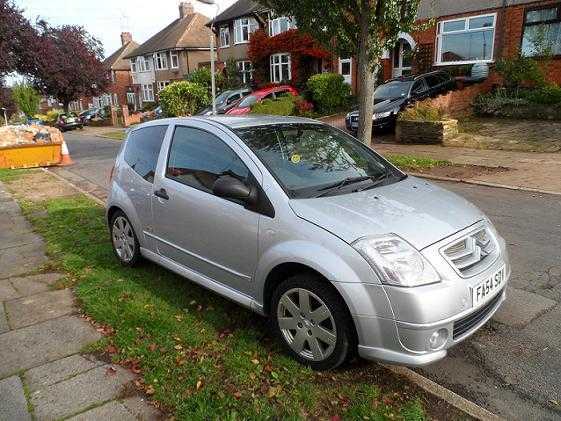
[108,70,133,106]
[425,78,495,114]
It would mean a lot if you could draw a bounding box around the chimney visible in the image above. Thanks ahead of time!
[179,1,194,18]
[120,32,132,46]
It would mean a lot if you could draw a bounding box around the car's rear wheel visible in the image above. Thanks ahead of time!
[271,274,356,370]
[110,211,141,266]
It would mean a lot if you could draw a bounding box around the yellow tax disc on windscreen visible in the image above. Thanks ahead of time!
[291,154,301,164]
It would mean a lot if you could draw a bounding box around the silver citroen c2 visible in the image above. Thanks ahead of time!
[106,115,510,370]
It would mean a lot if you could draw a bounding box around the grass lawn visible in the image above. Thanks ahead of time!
[0,168,470,420]
[385,154,451,172]
[0,168,34,182]
[101,130,126,141]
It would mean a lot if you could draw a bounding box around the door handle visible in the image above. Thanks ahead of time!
[154,188,169,200]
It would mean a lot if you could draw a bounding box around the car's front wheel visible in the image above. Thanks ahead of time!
[110,211,142,266]
[271,275,356,370]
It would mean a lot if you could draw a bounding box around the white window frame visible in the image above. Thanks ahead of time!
[268,14,295,36]
[270,53,291,83]
[157,80,171,92]
[130,59,137,73]
[170,51,179,69]
[435,13,497,66]
[219,26,230,47]
[140,56,152,72]
[237,60,253,84]
[142,84,154,102]
[155,52,168,70]
[234,17,258,44]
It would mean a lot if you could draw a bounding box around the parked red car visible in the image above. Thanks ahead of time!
[225,85,298,115]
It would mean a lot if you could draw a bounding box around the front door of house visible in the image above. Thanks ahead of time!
[392,40,412,77]
[339,58,352,85]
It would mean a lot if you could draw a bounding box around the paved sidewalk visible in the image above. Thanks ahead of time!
[373,143,561,194]
[0,184,161,420]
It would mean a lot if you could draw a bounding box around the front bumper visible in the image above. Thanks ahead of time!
[345,115,396,132]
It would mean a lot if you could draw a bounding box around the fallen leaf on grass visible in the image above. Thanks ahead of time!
[106,344,118,354]
[105,366,117,376]
[174,314,183,322]
[145,385,155,395]
[196,379,203,390]
[267,385,282,398]
[147,343,157,352]
[174,344,183,350]
[251,359,260,365]
[233,391,242,399]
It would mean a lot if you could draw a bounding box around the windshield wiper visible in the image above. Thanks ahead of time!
[313,176,373,198]
[354,171,390,192]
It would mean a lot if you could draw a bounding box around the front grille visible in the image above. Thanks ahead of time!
[443,227,497,277]
[453,291,502,339]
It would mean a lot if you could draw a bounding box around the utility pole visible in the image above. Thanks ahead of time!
[0,107,7,126]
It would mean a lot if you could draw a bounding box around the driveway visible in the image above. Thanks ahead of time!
[56,132,561,420]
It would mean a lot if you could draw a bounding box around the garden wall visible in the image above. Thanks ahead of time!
[424,78,495,115]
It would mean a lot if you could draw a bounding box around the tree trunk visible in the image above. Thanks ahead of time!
[356,13,376,145]
[63,100,70,112]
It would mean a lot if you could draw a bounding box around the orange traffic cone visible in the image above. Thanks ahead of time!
[59,140,74,166]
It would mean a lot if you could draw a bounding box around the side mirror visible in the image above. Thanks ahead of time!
[213,175,255,203]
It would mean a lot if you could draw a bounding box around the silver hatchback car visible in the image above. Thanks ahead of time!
[106,116,510,370]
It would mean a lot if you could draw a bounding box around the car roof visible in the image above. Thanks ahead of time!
[136,115,323,130]
[385,70,449,84]
[250,85,295,97]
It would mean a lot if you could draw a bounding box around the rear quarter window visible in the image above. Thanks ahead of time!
[124,125,168,183]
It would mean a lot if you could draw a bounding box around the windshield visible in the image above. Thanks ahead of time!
[234,124,402,198]
[238,95,257,108]
[374,81,412,100]
[215,90,232,104]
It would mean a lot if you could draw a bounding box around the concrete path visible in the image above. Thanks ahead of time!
[0,184,161,420]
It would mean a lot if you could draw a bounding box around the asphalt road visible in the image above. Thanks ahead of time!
[58,132,561,420]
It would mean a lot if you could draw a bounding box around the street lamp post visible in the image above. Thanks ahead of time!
[0,107,7,126]
[199,0,220,115]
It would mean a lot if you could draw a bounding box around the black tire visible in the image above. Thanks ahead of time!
[109,210,142,267]
[270,274,357,370]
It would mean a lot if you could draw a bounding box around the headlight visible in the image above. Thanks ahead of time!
[373,110,392,119]
[352,234,440,287]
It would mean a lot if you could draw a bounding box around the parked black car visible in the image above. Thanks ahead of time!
[79,108,103,125]
[197,87,252,115]
[55,112,83,132]
[345,70,455,134]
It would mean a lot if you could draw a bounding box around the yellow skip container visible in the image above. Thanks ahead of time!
[0,125,63,169]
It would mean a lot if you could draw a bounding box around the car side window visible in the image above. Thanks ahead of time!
[166,126,250,194]
[411,80,427,96]
[263,93,275,100]
[425,74,443,88]
[124,125,168,183]
[227,93,240,104]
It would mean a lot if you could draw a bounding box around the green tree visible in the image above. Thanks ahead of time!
[185,67,225,94]
[158,81,210,117]
[11,83,40,117]
[260,0,422,143]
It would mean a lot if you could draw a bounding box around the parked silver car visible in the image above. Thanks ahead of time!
[106,116,510,370]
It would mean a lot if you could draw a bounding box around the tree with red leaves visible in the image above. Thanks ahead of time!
[0,0,37,78]
[30,21,109,111]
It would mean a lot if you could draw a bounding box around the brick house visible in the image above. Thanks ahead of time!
[124,2,213,109]
[378,0,561,85]
[209,0,337,89]
[210,0,561,97]
[87,32,140,110]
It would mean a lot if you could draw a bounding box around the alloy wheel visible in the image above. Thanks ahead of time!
[112,216,135,262]
[276,288,337,361]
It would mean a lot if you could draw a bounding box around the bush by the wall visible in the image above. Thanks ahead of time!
[159,81,210,117]
[519,85,561,105]
[474,88,561,119]
[250,95,314,116]
[306,73,350,114]
[398,101,446,122]
[185,68,225,94]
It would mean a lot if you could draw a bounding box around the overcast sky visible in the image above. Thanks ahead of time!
[14,0,236,57]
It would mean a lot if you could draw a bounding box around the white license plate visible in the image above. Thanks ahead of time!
[351,122,358,128]
[472,265,505,307]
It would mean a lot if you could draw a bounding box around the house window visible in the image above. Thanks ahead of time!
[155,52,168,70]
[142,84,154,102]
[219,26,230,47]
[522,5,561,56]
[170,51,179,68]
[234,17,258,44]
[436,13,496,64]
[270,53,291,83]
[237,60,253,84]
[157,81,171,92]
[130,59,137,73]
[268,15,294,36]
[137,56,152,72]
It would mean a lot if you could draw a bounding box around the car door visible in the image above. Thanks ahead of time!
[119,124,169,250]
[151,121,261,296]
[410,79,429,102]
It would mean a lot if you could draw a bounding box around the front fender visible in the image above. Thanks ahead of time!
[254,240,392,319]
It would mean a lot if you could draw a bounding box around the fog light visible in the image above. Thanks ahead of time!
[429,329,448,350]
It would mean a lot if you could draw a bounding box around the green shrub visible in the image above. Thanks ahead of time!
[11,83,41,117]
[185,67,224,93]
[398,101,446,122]
[495,55,545,90]
[34,108,63,125]
[250,95,314,116]
[520,85,561,105]
[306,73,350,114]
[158,81,210,117]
